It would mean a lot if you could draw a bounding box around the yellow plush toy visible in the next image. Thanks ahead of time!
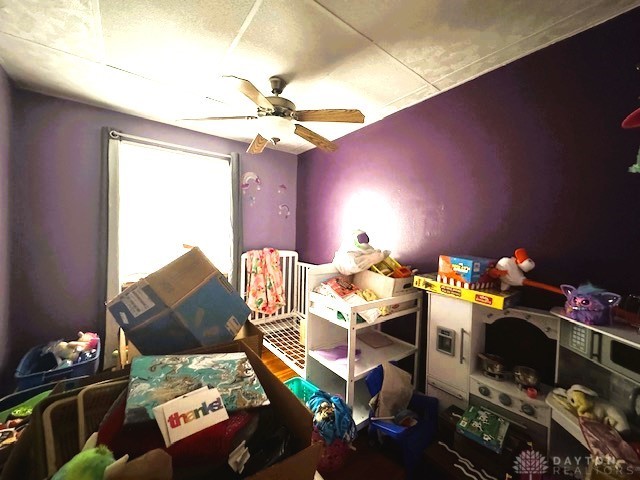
[567,387,596,418]
[554,384,630,432]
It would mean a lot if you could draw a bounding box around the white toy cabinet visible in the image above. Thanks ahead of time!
[240,254,424,429]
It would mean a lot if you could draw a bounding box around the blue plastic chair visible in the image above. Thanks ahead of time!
[365,364,438,479]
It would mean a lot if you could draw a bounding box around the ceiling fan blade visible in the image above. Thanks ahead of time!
[222,75,274,112]
[295,109,364,123]
[246,133,269,154]
[294,124,337,152]
[180,115,258,121]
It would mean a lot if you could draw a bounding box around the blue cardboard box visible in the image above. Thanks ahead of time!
[107,247,251,355]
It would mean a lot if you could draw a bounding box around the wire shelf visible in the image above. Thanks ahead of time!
[256,316,306,375]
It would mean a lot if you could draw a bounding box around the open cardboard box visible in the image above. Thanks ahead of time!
[212,343,322,480]
[118,319,264,367]
[1,341,321,480]
[107,247,251,355]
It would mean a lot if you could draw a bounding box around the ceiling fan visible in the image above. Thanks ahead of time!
[187,76,365,154]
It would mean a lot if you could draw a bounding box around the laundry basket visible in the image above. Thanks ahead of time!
[284,376,319,405]
[76,379,129,446]
[311,430,351,474]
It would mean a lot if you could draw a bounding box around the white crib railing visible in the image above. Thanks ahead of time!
[239,250,313,376]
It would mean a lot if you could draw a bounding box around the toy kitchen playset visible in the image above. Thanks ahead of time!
[416,252,640,477]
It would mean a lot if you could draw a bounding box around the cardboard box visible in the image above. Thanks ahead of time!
[413,273,520,310]
[438,255,496,288]
[353,269,416,298]
[107,247,251,355]
[2,341,321,480]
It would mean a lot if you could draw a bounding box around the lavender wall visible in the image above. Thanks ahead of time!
[298,8,640,310]
[5,91,296,389]
[0,67,12,389]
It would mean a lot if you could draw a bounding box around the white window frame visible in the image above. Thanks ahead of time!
[103,128,241,367]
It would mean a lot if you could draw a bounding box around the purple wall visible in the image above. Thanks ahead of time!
[241,152,297,252]
[0,67,11,388]
[5,91,296,389]
[297,8,640,310]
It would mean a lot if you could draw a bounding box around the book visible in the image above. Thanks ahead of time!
[124,352,269,425]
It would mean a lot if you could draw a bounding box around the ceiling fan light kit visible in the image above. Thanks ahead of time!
[186,75,365,154]
[257,115,295,143]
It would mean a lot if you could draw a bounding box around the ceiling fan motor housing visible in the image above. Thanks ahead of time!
[263,96,296,119]
[269,76,286,95]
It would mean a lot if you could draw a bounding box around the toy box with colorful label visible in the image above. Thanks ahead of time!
[438,255,496,289]
[413,274,520,310]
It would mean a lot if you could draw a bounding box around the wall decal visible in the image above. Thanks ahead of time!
[241,172,262,193]
[241,172,261,206]
[278,204,290,219]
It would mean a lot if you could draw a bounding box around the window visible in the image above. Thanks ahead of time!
[104,130,241,366]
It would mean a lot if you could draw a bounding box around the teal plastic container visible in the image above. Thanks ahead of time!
[284,377,319,404]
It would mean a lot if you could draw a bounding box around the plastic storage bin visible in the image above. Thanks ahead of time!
[284,376,319,404]
[14,341,101,391]
[0,383,53,422]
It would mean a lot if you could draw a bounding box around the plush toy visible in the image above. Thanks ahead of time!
[53,434,172,480]
[489,248,563,295]
[51,332,99,364]
[52,445,120,480]
[554,385,630,432]
[332,230,390,275]
[53,341,83,362]
[561,283,621,326]
[69,332,100,351]
[566,385,597,418]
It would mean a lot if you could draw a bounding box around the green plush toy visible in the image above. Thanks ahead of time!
[52,445,116,480]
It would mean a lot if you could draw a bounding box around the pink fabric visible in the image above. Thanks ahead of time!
[580,417,640,467]
[246,248,286,315]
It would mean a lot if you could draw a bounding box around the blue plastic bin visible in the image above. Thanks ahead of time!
[284,376,320,405]
[14,341,101,391]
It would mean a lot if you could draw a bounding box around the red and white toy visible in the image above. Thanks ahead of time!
[489,248,562,295]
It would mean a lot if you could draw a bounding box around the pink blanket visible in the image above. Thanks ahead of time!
[246,248,286,315]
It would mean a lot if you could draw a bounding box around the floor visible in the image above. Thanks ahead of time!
[261,350,413,480]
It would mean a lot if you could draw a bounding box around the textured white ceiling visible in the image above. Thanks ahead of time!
[1,0,638,154]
